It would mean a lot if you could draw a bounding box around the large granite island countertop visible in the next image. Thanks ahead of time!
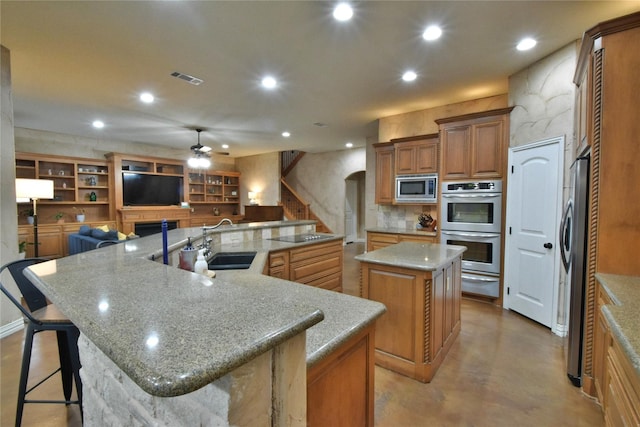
[354,241,466,271]
[25,220,386,397]
[595,273,640,378]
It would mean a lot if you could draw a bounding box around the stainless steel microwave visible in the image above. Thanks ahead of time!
[395,174,438,204]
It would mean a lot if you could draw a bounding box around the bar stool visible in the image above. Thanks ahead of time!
[0,258,82,426]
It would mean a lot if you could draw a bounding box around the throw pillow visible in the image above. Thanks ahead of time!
[79,225,91,236]
[97,224,110,232]
[91,228,109,240]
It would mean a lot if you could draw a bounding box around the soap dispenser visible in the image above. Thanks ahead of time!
[179,237,198,271]
[194,249,208,275]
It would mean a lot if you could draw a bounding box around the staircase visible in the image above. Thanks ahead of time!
[280,151,332,234]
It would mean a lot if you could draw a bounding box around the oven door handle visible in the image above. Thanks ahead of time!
[461,274,498,283]
[441,231,499,239]
[442,194,501,198]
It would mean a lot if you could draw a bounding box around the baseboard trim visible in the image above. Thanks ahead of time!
[0,318,24,339]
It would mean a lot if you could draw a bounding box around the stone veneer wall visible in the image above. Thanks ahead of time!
[286,148,366,236]
[78,331,307,426]
[508,41,579,333]
[236,152,280,213]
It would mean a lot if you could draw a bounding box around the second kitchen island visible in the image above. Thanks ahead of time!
[356,242,466,382]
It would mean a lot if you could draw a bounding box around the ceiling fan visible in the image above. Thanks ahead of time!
[188,129,212,169]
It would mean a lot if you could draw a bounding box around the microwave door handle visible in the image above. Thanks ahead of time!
[461,274,498,283]
[442,194,501,199]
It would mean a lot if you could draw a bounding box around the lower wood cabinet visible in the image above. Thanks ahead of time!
[594,281,613,403]
[307,324,376,427]
[604,332,640,426]
[367,231,436,252]
[359,256,461,382]
[268,239,343,292]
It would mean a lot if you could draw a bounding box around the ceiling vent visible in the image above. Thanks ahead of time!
[170,71,203,86]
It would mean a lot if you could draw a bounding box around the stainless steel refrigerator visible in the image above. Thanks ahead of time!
[559,153,590,387]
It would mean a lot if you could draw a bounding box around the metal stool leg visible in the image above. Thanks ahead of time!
[65,327,83,421]
[16,323,35,427]
[56,330,73,402]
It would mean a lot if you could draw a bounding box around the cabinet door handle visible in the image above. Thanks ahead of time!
[544,242,553,249]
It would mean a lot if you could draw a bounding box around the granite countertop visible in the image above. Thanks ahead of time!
[367,226,437,237]
[25,221,386,397]
[354,241,466,271]
[595,273,640,378]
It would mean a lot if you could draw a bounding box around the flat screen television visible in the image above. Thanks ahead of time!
[122,172,183,206]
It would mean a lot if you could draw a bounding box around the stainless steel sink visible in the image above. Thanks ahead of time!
[207,251,256,270]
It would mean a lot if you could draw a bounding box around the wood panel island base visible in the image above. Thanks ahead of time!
[356,242,466,382]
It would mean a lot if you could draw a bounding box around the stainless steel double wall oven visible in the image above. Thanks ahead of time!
[440,180,502,298]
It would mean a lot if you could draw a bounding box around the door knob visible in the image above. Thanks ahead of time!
[544,242,553,249]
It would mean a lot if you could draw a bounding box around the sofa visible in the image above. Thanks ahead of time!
[68,225,124,255]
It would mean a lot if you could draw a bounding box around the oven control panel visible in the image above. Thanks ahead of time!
[443,180,502,193]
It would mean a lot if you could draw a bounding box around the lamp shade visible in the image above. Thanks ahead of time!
[16,178,54,200]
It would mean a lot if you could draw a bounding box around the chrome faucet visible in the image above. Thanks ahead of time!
[202,218,233,230]
[200,218,233,258]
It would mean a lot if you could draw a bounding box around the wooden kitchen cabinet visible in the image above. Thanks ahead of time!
[366,231,436,252]
[393,134,439,175]
[268,250,290,280]
[594,280,613,404]
[268,239,343,292]
[436,108,513,180]
[307,324,376,427]
[359,254,462,382]
[575,12,640,398]
[374,143,395,205]
[604,331,640,426]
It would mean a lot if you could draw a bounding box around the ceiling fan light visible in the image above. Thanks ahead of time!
[200,158,211,168]
[188,157,200,168]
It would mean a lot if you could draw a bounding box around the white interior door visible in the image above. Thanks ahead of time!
[504,137,563,329]
[345,179,357,243]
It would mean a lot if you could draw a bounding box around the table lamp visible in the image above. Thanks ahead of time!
[16,179,54,257]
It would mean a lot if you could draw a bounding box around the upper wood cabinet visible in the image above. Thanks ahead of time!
[393,135,439,175]
[436,108,513,180]
[374,143,395,205]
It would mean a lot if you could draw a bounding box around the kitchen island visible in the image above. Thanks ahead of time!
[24,221,386,426]
[356,242,466,382]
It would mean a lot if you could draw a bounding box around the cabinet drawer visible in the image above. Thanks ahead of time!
[289,240,342,263]
[290,253,342,284]
[304,271,342,292]
[398,235,436,244]
[367,233,399,244]
[269,251,289,268]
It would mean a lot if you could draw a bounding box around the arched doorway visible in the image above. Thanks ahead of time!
[345,171,365,243]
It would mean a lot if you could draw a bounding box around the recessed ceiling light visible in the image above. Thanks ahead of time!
[261,76,277,89]
[333,3,353,21]
[516,37,537,51]
[346,142,353,148]
[139,92,154,103]
[422,25,442,41]
[92,120,104,129]
[282,131,291,137]
[402,71,417,82]
[222,144,229,149]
